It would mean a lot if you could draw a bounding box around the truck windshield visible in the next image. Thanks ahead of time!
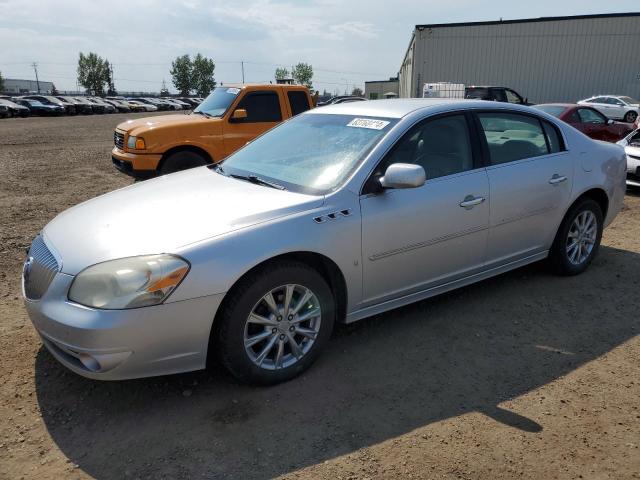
[218,113,397,195]
[194,87,240,117]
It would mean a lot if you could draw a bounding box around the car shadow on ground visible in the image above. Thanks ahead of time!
[34,246,639,479]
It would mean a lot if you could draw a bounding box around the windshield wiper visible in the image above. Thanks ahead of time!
[192,110,212,118]
[230,173,286,190]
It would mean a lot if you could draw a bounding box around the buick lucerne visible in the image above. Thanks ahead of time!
[22,99,626,384]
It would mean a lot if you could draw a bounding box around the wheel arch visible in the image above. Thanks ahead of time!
[553,187,609,246]
[158,145,213,171]
[207,251,348,365]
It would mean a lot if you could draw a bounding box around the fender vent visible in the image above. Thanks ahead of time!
[313,209,352,224]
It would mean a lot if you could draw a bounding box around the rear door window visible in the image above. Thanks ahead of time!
[477,112,549,165]
[235,91,282,123]
[287,91,311,116]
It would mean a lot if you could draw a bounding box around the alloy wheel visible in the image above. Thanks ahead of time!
[243,284,321,370]
[566,210,598,265]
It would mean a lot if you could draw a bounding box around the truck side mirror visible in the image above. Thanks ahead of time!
[231,109,247,121]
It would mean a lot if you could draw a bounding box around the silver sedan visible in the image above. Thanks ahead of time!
[22,99,627,384]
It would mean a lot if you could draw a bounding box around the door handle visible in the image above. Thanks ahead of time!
[549,174,567,185]
[459,195,485,209]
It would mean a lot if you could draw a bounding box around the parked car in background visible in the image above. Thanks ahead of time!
[57,96,93,115]
[178,97,200,108]
[15,98,65,116]
[464,86,530,105]
[0,98,31,117]
[112,84,314,178]
[578,95,639,123]
[534,103,633,142]
[128,97,169,111]
[104,99,131,113]
[24,99,625,383]
[77,97,105,114]
[51,96,78,115]
[164,98,192,109]
[89,97,117,114]
[22,95,72,114]
[127,100,158,112]
[617,128,640,188]
[318,95,367,106]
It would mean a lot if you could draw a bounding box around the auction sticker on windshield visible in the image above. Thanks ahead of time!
[347,118,390,130]
[226,88,240,95]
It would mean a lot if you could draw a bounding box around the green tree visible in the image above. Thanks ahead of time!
[170,54,193,96]
[192,53,216,96]
[292,62,313,88]
[274,67,289,81]
[0,71,5,92]
[351,87,363,96]
[77,52,110,95]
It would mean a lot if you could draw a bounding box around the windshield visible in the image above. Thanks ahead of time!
[619,96,639,105]
[533,105,567,118]
[194,87,240,117]
[219,113,397,195]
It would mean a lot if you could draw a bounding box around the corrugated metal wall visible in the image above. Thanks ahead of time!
[401,15,640,103]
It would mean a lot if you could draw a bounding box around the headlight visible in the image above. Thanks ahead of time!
[127,136,146,150]
[68,254,189,309]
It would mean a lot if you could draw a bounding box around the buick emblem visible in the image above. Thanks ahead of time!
[23,256,34,284]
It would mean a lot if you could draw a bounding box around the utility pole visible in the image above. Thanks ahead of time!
[241,61,245,83]
[32,62,40,93]
[110,63,115,93]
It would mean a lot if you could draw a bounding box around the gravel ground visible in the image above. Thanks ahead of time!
[0,114,639,480]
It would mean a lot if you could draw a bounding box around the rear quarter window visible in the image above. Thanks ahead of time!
[287,91,311,116]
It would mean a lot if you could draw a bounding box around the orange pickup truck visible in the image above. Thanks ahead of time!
[111,84,314,178]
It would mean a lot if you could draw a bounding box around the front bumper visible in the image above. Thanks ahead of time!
[24,272,225,380]
[111,147,162,179]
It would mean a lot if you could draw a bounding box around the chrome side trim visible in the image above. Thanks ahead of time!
[493,206,556,228]
[369,225,487,261]
[346,251,548,323]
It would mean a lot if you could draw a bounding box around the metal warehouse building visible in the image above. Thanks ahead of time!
[398,12,640,103]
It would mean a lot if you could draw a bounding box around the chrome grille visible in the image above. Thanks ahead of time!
[23,235,59,300]
[114,130,125,150]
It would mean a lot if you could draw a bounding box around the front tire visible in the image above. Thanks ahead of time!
[624,111,638,123]
[215,262,335,385]
[159,150,208,175]
[549,198,603,276]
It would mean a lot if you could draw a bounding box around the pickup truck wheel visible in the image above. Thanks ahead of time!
[624,111,638,123]
[215,261,335,385]
[160,151,208,175]
[548,198,603,276]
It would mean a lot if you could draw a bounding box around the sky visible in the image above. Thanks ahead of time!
[1,0,638,95]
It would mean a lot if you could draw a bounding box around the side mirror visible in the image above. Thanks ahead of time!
[380,163,426,190]
[607,118,614,125]
[524,98,528,104]
[231,108,247,121]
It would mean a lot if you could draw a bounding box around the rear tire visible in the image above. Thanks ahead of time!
[159,150,208,175]
[214,261,335,385]
[548,198,603,276]
[624,111,638,123]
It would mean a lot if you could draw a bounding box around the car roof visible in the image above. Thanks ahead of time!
[309,98,532,119]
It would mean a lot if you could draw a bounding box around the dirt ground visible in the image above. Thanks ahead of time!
[0,113,639,480]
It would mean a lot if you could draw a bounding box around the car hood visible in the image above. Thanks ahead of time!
[43,167,324,275]
[116,113,214,136]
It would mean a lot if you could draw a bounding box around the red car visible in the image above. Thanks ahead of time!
[534,103,633,143]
